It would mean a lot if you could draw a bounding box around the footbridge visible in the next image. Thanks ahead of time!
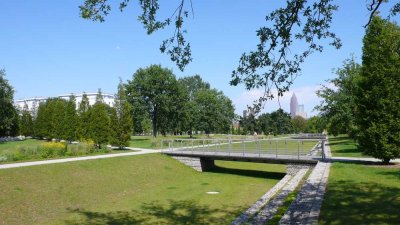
[162,137,327,172]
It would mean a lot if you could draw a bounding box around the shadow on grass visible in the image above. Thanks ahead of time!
[332,148,363,155]
[66,200,241,225]
[377,170,400,179]
[320,180,400,225]
[206,165,285,179]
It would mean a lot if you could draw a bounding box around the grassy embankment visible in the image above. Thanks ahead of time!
[328,135,366,157]
[0,154,286,225]
[319,135,400,224]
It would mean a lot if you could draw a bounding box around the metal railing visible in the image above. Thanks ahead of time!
[161,138,326,160]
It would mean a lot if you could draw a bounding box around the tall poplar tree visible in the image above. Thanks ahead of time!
[355,16,400,163]
[110,80,133,149]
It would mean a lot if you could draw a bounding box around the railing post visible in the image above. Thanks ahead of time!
[322,140,326,161]
[229,139,231,156]
[297,141,300,159]
[191,139,194,154]
[275,141,278,158]
[258,140,260,157]
[242,140,245,156]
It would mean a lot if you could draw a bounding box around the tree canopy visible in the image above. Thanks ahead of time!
[0,69,19,137]
[355,16,400,163]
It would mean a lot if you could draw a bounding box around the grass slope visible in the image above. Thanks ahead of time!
[329,135,366,157]
[0,154,286,225]
[319,162,400,224]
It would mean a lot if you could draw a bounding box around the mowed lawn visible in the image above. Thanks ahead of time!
[329,135,366,157]
[319,162,400,224]
[0,154,286,225]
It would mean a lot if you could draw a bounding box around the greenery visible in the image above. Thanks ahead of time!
[329,135,365,158]
[317,17,400,162]
[125,65,186,137]
[316,57,360,137]
[19,103,34,136]
[87,91,111,149]
[0,139,115,163]
[0,69,19,136]
[319,162,400,224]
[126,65,235,137]
[110,80,133,149]
[291,116,308,133]
[243,109,294,135]
[354,16,400,163]
[0,154,286,225]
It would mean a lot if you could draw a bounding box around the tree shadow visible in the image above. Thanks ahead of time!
[319,180,400,225]
[377,170,400,180]
[66,199,241,225]
[332,148,364,155]
[206,165,285,179]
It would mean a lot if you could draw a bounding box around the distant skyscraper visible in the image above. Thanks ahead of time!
[290,93,298,118]
[290,93,307,119]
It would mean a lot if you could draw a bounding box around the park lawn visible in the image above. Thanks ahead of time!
[328,135,367,157]
[0,154,286,225]
[319,162,400,225]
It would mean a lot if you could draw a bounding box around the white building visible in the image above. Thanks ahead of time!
[15,92,115,112]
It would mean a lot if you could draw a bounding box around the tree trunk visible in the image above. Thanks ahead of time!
[383,158,390,164]
[152,108,157,137]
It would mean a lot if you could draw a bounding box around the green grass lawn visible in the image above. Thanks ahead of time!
[329,135,367,157]
[0,154,286,225]
[319,162,400,225]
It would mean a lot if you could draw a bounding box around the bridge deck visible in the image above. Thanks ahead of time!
[164,150,319,165]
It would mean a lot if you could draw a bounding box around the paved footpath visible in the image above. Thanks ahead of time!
[0,147,161,170]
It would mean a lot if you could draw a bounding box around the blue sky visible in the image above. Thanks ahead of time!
[1,1,398,116]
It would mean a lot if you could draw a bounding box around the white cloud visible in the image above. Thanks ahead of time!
[115,45,121,50]
[232,85,324,117]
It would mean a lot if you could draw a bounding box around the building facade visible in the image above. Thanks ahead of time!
[15,93,115,112]
[290,93,307,119]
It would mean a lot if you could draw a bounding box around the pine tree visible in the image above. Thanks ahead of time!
[77,93,91,140]
[20,102,34,136]
[110,80,133,149]
[63,95,79,143]
[88,89,110,149]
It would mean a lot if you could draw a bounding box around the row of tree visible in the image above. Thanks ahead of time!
[1,65,236,146]
[238,109,324,136]
[316,16,400,163]
[19,83,132,149]
[125,65,235,137]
